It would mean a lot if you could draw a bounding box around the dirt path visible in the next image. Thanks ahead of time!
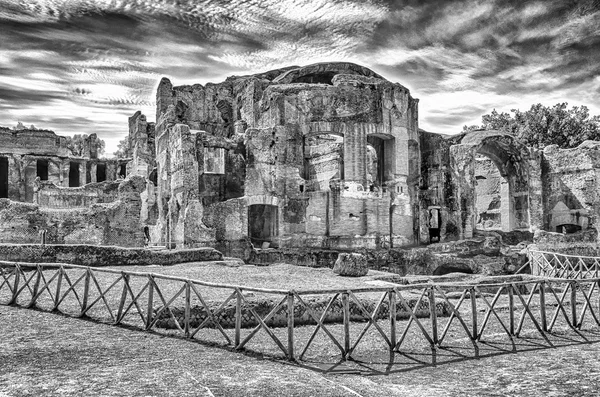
[2,305,600,396]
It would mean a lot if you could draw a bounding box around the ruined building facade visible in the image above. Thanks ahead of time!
[1,62,599,254]
[148,63,420,256]
[0,128,144,246]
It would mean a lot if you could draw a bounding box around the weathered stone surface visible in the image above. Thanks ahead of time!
[333,252,368,276]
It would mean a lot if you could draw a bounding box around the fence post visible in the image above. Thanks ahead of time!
[389,289,397,352]
[539,281,547,332]
[571,281,578,328]
[27,266,42,308]
[116,274,129,324]
[80,269,90,317]
[508,283,515,336]
[287,291,294,361]
[342,291,350,359]
[428,285,438,345]
[235,288,242,349]
[470,287,478,340]
[8,265,20,305]
[146,275,154,330]
[184,281,191,338]
[53,267,63,311]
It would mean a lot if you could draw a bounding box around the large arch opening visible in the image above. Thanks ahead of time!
[248,204,279,248]
[459,132,531,233]
[303,133,344,191]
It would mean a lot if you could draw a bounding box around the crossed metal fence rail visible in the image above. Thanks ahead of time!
[529,249,600,279]
[1,260,600,362]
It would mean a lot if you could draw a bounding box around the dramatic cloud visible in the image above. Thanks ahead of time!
[0,0,598,154]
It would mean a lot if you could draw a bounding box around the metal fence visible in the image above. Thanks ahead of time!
[2,260,599,363]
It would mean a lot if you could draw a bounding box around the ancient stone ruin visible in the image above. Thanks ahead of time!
[1,62,599,271]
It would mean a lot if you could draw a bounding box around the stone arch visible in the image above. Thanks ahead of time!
[433,263,474,276]
[451,131,532,238]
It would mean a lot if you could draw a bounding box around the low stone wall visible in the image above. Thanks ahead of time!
[0,244,222,266]
[154,295,451,329]
[247,234,525,276]
[36,180,120,208]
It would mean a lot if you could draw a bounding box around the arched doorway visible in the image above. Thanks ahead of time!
[451,131,533,238]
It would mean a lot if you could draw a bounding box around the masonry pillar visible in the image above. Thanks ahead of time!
[527,148,544,232]
[450,145,476,239]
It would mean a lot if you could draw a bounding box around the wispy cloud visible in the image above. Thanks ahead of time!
[0,0,598,153]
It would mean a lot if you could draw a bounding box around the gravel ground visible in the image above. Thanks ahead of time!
[2,304,600,397]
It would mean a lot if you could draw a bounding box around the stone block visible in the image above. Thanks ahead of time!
[333,252,368,277]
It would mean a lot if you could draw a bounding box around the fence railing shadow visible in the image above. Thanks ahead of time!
[2,259,600,373]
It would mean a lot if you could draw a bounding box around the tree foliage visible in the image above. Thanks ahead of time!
[65,134,105,157]
[462,103,600,149]
[113,137,130,158]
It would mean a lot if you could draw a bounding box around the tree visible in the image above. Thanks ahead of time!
[465,103,600,149]
[65,134,105,157]
[113,136,130,158]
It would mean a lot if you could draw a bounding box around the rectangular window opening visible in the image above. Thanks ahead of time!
[69,162,80,187]
[0,157,8,198]
[96,163,107,182]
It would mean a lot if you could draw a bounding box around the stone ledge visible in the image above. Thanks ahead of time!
[0,244,222,267]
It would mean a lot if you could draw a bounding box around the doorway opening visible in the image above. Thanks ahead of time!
[118,163,127,179]
[366,135,395,190]
[37,159,49,181]
[69,162,80,187]
[248,204,279,248]
[0,157,8,198]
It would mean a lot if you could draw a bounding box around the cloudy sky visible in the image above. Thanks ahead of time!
[1,0,599,154]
